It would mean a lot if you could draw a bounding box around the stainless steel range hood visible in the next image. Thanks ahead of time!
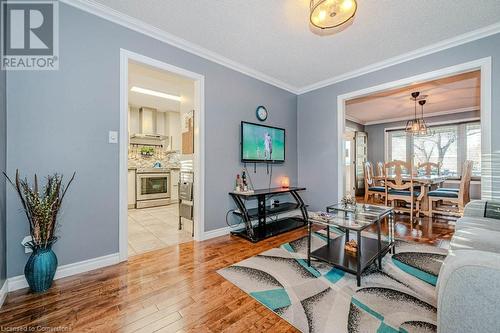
[130,107,168,145]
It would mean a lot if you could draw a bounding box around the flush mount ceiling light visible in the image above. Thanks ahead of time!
[309,0,357,30]
[130,86,181,102]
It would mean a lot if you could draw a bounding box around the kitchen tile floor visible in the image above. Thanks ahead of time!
[128,205,193,256]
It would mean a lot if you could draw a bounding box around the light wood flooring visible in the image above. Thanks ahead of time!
[0,213,454,332]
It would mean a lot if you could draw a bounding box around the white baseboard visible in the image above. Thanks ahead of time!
[7,252,120,292]
[201,212,305,241]
[0,279,8,308]
[201,226,231,241]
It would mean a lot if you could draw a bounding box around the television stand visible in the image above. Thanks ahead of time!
[229,187,308,242]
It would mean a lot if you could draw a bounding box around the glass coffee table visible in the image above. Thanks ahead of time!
[307,203,395,286]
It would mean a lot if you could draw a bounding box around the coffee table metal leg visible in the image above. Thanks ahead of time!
[390,211,396,254]
[327,226,330,247]
[307,220,311,266]
[357,231,361,287]
[377,219,382,269]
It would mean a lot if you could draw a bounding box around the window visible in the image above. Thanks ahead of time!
[389,131,407,162]
[413,125,458,175]
[466,123,481,176]
[386,121,481,177]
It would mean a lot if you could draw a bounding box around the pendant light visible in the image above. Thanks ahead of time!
[417,99,430,136]
[405,92,421,135]
[310,0,357,30]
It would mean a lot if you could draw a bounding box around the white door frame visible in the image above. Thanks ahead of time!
[119,49,205,261]
[336,57,492,201]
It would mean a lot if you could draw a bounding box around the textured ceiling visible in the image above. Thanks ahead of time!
[346,71,480,125]
[91,0,500,90]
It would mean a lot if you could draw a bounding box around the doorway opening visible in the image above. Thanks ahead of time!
[337,58,491,205]
[119,50,205,260]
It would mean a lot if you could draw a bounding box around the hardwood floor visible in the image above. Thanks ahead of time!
[0,214,454,333]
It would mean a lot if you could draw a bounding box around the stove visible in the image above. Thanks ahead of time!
[136,169,171,208]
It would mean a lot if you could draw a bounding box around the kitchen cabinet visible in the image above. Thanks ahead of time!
[128,169,136,208]
[170,170,180,202]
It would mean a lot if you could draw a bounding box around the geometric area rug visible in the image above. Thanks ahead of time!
[218,229,448,333]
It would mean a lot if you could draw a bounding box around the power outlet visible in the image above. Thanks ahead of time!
[21,236,33,254]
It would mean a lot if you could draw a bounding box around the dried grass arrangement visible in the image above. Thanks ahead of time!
[4,170,75,249]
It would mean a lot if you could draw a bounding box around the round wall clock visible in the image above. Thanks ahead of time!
[256,106,268,121]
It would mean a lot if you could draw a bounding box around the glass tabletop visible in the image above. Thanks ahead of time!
[326,203,393,217]
[309,211,381,231]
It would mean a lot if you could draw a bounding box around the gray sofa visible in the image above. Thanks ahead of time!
[437,200,500,333]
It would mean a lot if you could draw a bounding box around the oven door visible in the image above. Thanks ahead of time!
[136,173,170,200]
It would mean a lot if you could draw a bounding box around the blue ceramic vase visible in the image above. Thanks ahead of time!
[24,243,58,293]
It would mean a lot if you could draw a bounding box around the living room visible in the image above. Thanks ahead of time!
[0,1,500,332]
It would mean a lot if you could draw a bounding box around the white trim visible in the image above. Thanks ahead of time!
[336,57,492,201]
[337,96,345,202]
[0,279,8,308]
[119,49,206,262]
[201,226,231,241]
[7,253,120,292]
[383,117,481,133]
[60,0,298,94]
[363,107,480,126]
[119,51,128,262]
[299,22,500,94]
[345,114,365,126]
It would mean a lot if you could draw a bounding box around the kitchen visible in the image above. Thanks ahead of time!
[127,61,195,256]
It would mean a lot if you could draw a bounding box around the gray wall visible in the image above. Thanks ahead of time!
[0,64,6,287]
[365,110,480,162]
[5,4,297,277]
[298,33,500,211]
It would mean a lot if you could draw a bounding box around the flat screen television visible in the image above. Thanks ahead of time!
[241,121,285,163]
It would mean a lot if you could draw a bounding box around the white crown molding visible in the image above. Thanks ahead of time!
[362,106,479,126]
[0,279,8,308]
[59,0,300,94]
[345,114,365,125]
[298,22,500,94]
[7,253,120,292]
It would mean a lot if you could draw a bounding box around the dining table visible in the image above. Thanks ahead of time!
[373,174,448,216]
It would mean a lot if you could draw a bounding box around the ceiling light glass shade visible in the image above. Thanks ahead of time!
[416,118,430,136]
[405,119,420,134]
[310,0,357,29]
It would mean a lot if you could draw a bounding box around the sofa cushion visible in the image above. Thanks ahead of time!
[388,190,420,197]
[428,190,458,198]
[450,227,500,254]
[456,216,500,233]
[436,250,500,333]
[368,186,385,192]
[463,200,487,218]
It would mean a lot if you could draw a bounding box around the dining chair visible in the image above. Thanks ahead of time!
[384,160,422,222]
[418,162,442,176]
[428,160,473,218]
[376,161,386,186]
[364,161,385,203]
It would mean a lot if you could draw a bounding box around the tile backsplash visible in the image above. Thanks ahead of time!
[128,144,181,168]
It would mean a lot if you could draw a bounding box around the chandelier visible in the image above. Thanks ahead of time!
[405,92,430,136]
[309,0,357,30]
